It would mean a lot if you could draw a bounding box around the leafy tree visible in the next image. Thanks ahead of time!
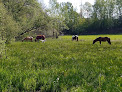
[81,2,93,18]
[58,2,82,34]
[91,0,119,33]
[2,0,45,38]
[0,2,20,57]
[48,0,69,35]
[0,2,20,42]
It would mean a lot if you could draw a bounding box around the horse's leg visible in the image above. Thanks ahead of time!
[31,38,32,42]
[99,41,101,44]
[77,37,78,41]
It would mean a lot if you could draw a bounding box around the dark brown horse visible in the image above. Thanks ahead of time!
[72,35,78,41]
[22,36,33,42]
[35,35,45,42]
[93,37,111,44]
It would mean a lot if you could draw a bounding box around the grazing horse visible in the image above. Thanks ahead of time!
[72,35,78,41]
[93,37,111,44]
[35,35,45,42]
[22,36,33,42]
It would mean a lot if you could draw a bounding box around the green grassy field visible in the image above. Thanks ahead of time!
[0,35,122,92]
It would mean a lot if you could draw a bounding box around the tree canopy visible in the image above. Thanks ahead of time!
[0,0,122,44]
[0,0,121,57]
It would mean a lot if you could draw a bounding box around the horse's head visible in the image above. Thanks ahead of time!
[93,39,96,44]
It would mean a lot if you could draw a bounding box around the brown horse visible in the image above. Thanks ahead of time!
[93,37,111,44]
[72,35,78,41]
[35,35,45,42]
[22,36,33,42]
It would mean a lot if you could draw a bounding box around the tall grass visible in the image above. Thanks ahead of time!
[0,35,122,91]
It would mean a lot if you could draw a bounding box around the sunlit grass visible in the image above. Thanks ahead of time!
[0,35,122,91]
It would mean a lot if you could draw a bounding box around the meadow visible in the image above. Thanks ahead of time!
[0,35,122,92]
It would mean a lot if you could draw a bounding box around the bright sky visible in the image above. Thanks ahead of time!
[38,0,95,13]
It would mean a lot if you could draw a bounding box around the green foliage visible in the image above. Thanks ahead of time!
[91,0,122,33]
[48,0,122,35]
[0,35,5,58]
[0,2,21,57]
[48,0,70,32]
[1,0,121,40]
[1,0,47,38]
[0,2,20,43]
[0,35,121,91]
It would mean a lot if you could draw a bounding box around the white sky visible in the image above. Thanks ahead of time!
[38,0,95,13]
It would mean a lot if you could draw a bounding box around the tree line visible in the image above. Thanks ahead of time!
[46,0,122,35]
[0,0,122,56]
[1,0,122,40]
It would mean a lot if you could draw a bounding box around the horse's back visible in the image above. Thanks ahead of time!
[72,35,78,41]
[28,36,33,39]
[22,36,33,42]
[36,35,45,40]
[97,37,111,41]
